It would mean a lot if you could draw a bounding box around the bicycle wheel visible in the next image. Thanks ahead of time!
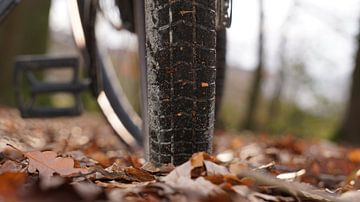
[74,0,143,148]
[146,0,217,165]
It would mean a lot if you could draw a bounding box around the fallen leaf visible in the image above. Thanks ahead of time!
[347,149,360,163]
[125,167,155,182]
[166,176,225,197]
[276,169,306,181]
[0,160,23,174]
[73,181,104,201]
[190,152,220,178]
[127,156,143,168]
[250,192,281,202]
[164,154,229,182]
[21,180,84,202]
[107,183,178,202]
[190,152,216,168]
[141,162,175,174]
[95,180,150,189]
[216,151,234,163]
[204,160,230,176]
[0,172,26,202]
[91,166,131,181]
[230,136,243,149]
[338,190,360,202]
[235,168,336,201]
[25,150,88,179]
[232,185,251,197]
[162,161,192,182]
[39,175,66,190]
[83,143,113,167]
[204,175,226,185]
[239,177,255,187]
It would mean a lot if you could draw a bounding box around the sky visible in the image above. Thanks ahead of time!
[228,0,359,71]
[49,0,360,107]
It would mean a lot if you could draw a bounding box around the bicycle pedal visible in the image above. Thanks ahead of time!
[14,55,89,118]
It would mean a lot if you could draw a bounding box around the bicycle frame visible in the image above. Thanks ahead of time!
[0,0,19,23]
[0,0,144,149]
[0,0,232,155]
[71,0,144,148]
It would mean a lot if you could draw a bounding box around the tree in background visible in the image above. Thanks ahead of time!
[267,1,297,126]
[0,0,50,105]
[338,21,360,143]
[242,0,265,130]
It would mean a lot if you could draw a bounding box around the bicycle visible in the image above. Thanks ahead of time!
[0,0,232,165]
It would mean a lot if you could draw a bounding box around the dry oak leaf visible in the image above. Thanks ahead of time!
[141,162,175,174]
[0,160,23,174]
[191,152,217,168]
[347,149,360,163]
[26,150,88,178]
[125,167,156,182]
[0,172,26,202]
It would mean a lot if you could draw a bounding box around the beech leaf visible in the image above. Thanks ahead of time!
[25,150,88,178]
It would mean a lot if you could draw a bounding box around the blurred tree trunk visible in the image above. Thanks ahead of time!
[267,1,297,126]
[0,0,50,106]
[268,37,286,122]
[242,0,265,130]
[338,26,360,143]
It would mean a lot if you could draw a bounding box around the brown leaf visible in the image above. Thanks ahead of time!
[92,165,155,182]
[25,150,88,179]
[166,176,226,197]
[190,152,221,178]
[239,177,255,187]
[164,153,229,182]
[91,166,132,181]
[230,137,243,149]
[83,143,113,167]
[162,161,192,182]
[0,160,23,174]
[72,182,104,201]
[347,149,360,163]
[141,162,175,174]
[190,152,216,168]
[235,168,337,201]
[338,190,360,202]
[125,167,156,182]
[204,175,226,185]
[107,183,179,202]
[95,180,150,189]
[127,156,143,168]
[0,172,26,202]
[204,160,229,176]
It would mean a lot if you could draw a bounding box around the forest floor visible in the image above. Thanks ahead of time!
[0,107,359,202]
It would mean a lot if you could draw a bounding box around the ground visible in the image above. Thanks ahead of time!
[0,107,359,202]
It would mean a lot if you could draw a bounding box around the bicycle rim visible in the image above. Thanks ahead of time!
[75,0,144,148]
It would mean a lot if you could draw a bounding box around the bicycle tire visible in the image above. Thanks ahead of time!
[75,0,143,148]
[146,0,217,165]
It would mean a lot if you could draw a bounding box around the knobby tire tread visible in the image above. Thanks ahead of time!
[146,0,216,165]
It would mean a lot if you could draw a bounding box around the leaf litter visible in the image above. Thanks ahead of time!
[0,108,360,201]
